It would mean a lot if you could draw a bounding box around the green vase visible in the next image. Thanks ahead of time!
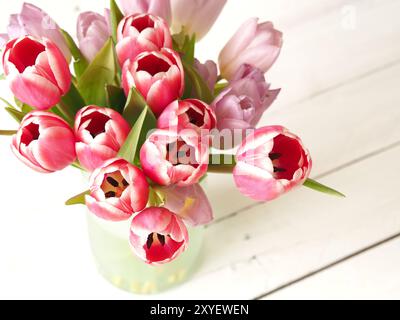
[87,212,204,294]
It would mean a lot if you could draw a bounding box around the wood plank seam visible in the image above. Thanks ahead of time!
[253,232,400,300]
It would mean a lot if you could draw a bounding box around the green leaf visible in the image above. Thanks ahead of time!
[61,82,85,115]
[182,61,214,103]
[0,130,17,136]
[61,29,89,78]
[304,179,346,198]
[4,107,24,123]
[78,38,117,106]
[110,0,124,43]
[0,97,16,109]
[172,31,196,66]
[106,85,126,113]
[0,74,5,80]
[65,190,90,206]
[118,106,156,164]
[122,87,147,126]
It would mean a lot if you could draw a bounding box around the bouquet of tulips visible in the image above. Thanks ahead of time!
[0,1,343,266]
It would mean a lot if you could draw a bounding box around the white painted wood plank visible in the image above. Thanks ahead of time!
[205,62,400,222]
[153,145,400,299]
[266,238,400,300]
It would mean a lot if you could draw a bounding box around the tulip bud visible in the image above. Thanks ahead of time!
[2,36,71,110]
[77,11,111,62]
[219,18,283,80]
[194,59,218,93]
[212,64,280,134]
[158,99,216,135]
[129,207,189,265]
[116,13,172,67]
[140,129,209,187]
[119,0,171,25]
[122,48,184,116]
[171,0,227,41]
[86,158,149,221]
[233,126,312,201]
[161,184,213,227]
[11,111,76,173]
[75,106,131,172]
[0,3,70,61]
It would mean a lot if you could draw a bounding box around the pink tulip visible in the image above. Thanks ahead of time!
[75,106,131,172]
[122,48,184,116]
[161,184,213,226]
[86,158,149,221]
[157,99,216,135]
[2,36,71,110]
[0,3,70,61]
[171,0,227,40]
[116,13,172,67]
[140,129,209,187]
[119,0,171,25]
[194,59,218,92]
[212,64,280,133]
[233,126,312,202]
[11,111,76,173]
[219,18,283,80]
[77,11,111,62]
[129,207,188,265]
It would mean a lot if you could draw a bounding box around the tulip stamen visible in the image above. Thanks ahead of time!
[107,177,119,187]
[269,153,282,161]
[157,234,166,246]
[101,171,130,199]
[146,233,168,249]
[274,167,286,173]
[105,191,116,198]
[146,234,154,249]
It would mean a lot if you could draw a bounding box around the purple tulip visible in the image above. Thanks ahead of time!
[212,64,280,136]
[119,0,171,25]
[77,11,111,62]
[219,18,282,80]
[0,3,70,61]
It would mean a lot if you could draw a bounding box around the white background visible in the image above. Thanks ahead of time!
[1,0,400,300]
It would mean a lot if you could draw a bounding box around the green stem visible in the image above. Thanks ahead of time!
[71,161,85,171]
[208,153,236,173]
[56,101,74,126]
[0,130,17,136]
[304,179,346,198]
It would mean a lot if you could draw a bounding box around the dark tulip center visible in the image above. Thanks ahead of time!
[131,15,155,33]
[21,122,40,146]
[137,54,170,76]
[84,112,111,138]
[146,233,167,249]
[269,134,304,180]
[101,171,129,199]
[9,37,45,73]
[187,108,205,127]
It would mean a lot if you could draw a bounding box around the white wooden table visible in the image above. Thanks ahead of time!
[0,0,399,300]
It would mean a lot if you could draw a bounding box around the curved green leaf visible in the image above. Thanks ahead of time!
[110,0,124,43]
[65,190,90,206]
[122,87,147,126]
[77,38,117,106]
[118,106,156,164]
